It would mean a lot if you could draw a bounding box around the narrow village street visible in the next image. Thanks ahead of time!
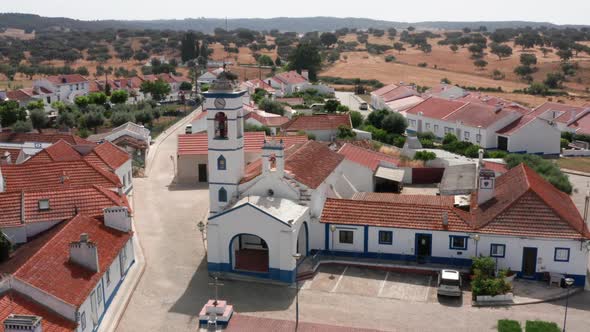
[117,110,590,332]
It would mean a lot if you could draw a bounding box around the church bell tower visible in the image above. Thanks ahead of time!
[204,77,247,214]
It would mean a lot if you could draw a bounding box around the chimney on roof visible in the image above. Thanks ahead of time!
[477,168,496,206]
[301,70,309,81]
[69,233,100,272]
[442,211,449,228]
[4,315,43,332]
[1,151,11,165]
[104,206,132,232]
[478,149,484,168]
[262,139,285,177]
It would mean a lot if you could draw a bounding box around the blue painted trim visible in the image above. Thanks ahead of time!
[91,258,136,332]
[218,187,228,202]
[448,235,469,250]
[208,202,292,227]
[217,155,226,170]
[512,270,586,287]
[124,185,133,195]
[378,230,393,245]
[415,233,432,257]
[521,247,538,278]
[490,243,506,258]
[338,229,354,244]
[324,223,329,251]
[554,247,570,262]
[313,249,473,267]
[363,226,369,254]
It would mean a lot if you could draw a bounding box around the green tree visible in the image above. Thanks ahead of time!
[257,54,274,66]
[544,72,565,89]
[29,109,48,132]
[414,151,436,161]
[450,45,459,53]
[350,111,363,128]
[88,92,108,105]
[526,82,549,96]
[381,112,407,135]
[337,125,356,139]
[134,110,154,126]
[557,49,573,62]
[12,120,32,133]
[489,43,513,60]
[140,79,172,101]
[179,82,193,91]
[110,111,135,127]
[519,53,537,67]
[82,111,105,133]
[324,99,341,113]
[75,96,90,109]
[110,90,129,104]
[27,100,44,110]
[258,98,285,116]
[393,42,406,54]
[474,59,488,70]
[320,32,338,48]
[514,65,534,78]
[0,101,21,127]
[505,154,572,194]
[287,42,322,81]
[57,111,76,129]
[180,32,197,62]
[366,109,389,128]
[419,43,432,54]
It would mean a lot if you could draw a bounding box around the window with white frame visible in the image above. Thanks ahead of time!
[476,134,482,143]
[38,199,50,211]
[339,230,354,244]
[490,244,505,257]
[444,127,454,134]
[409,119,417,128]
[425,123,431,130]
[554,248,570,262]
[449,236,468,250]
[434,124,439,133]
[464,131,470,140]
[378,230,393,245]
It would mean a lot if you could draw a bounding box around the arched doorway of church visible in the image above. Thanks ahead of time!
[297,222,309,258]
[229,234,269,273]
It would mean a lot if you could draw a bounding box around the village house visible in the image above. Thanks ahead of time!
[88,122,151,168]
[370,83,420,111]
[34,74,90,103]
[404,97,561,155]
[269,70,310,95]
[198,67,225,85]
[200,77,589,288]
[531,102,590,136]
[280,114,352,141]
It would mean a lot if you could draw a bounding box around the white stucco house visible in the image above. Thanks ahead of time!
[202,78,590,288]
[34,74,90,103]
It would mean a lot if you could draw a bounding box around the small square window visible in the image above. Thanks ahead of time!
[449,236,467,250]
[425,123,431,130]
[554,248,570,262]
[378,231,393,245]
[339,230,353,244]
[476,134,482,143]
[38,199,50,211]
[490,244,505,257]
[464,131,470,140]
[434,125,439,133]
[81,312,86,330]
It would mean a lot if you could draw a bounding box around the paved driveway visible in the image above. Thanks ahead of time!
[335,91,371,117]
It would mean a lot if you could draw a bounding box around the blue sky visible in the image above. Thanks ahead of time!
[3,0,589,25]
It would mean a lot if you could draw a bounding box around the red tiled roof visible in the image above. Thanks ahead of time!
[281,114,351,132]
[496,114,536,135]
[567,112,590,135]
[45,74,88,85]
[285,141,343,188]
[405,97,467,119]
[0,291,76,332]
[0,147,21,161]
[5,89,33,102]
[111,135,148,150]
[532,102,587,124]
[472,164,590,239]
[1,160,121,192]
[26,140,82,164]
[15,214,132,306]
[177,132,306,156]
[444,102,521,129]
[321,197,472,232]
[0,132,94,145]
[272,71,307,85]
[352,192,455,206]
[380,86,417,103]
[244,112,289,127]
[0,185,129,228]
[482,161,509,174]
[244,79,275,92]
[371,83,398,97]
[88,141,130,169]
[338,143,399,171]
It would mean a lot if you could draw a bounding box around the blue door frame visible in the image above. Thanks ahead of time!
[415,233,432,261]
[521,247,538,279]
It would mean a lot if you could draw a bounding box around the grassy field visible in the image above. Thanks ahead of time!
[556,157,590,173]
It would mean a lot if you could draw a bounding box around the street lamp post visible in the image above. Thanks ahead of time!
[562,277,575,332]
[329,225,337,280]
[293,253,302,331]
[197,220,206,254]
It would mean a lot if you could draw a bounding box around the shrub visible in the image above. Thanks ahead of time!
[417,62,428,67]
[505,154,572,194]
[381,113,408,135]
[385,55,396,62]
[472,256,496,278]
[350,111,363,128]
[337,125,356,139]
[560,138,570,149]
[414,151,436,161]
[487,150,508,159]
[258,98,285,116]
[392,135,406,148]
[524,321,559,332]
[442,133,458,145]
[417,131,436,141]
[419,139,435,148]
[497,320,522,332]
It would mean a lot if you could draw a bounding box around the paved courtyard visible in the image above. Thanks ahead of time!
[117,112,590,331]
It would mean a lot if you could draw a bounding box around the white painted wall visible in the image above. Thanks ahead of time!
[11,277,77,321]
[337,159,373,193]
[505,118,561,155]
[115,159,133,194]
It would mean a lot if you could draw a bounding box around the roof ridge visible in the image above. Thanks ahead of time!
[441,101,470,120]
[82,159,121,186]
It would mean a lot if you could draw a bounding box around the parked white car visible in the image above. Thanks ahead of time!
[437,269,462,297]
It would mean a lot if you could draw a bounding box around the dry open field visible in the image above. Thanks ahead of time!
[0,28,35,40]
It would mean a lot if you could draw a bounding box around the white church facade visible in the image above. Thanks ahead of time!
[203,78,590,287]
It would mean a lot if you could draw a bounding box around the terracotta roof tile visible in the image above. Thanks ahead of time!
[352,192,455,206]
[281,114,351,132]
[321,198,472,232]
[496,114,536,135]
[272,71,307,85]
[285,141,343,188]
[338,143,399,171]
[405,97,467,119]
[14,214,132,306]
[0,291,76,332]
[1,160,121,192]
[244,112,289,127]
[0,132,93,145]
[444,102,521,129]
[371,83,398,97]
[380,86,418,103]
[45,74,88,85]
[25,140,82,164]
[88,141,130,169]
[177,132,306,156]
